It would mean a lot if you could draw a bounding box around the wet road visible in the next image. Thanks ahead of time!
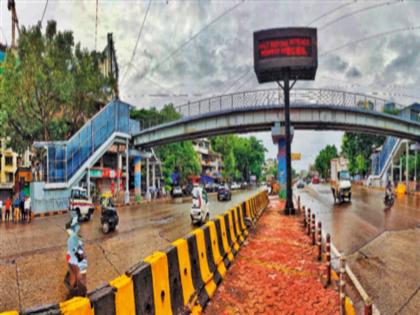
[0,189,258,312]
[297,183,420,315]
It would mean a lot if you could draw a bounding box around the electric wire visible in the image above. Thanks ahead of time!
[40,0,49,25]
[318,1,401,30]
[305,1,355,26]
[221,69,253,94]
[320,25,420,56]
[129,0,244,85]
[120,0,152,85]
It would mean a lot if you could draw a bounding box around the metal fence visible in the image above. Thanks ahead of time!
[139,88,405,130]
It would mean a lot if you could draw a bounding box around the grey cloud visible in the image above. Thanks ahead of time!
[322,54,349,73]
[346,66,362,79]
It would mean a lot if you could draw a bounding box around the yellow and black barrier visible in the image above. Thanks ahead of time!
[2,191,269,315]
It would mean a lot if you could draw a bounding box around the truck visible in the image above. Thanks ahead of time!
[330,157,352,203]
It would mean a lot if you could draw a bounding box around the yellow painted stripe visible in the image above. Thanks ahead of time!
[191,229,217,298]
[109,274,136,315]
[206,221,227,277]
[345,297,356,315]
[0,312,19,315]
[172,238,196,309]
[60,297,93,315]
[144,252,172,315]
[217,215,234,262]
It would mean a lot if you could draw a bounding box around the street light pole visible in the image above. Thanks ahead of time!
[280,73,295,215]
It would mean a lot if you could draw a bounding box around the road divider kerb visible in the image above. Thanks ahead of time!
[1,190,269,315]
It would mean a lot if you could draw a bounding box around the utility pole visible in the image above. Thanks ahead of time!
[7,0,19,48]
[278,74,296,215]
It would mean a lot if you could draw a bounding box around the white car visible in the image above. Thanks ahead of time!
[69,187,94,222]
[190,186,210,225]
[230,182,241,190]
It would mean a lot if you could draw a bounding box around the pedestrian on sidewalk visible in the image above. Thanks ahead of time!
[25,196,31,223]
[20,196,25,223]
[13,196,20,223]
[5,198,11,222]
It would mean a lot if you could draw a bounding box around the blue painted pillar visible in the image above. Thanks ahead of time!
[134,155,141,203]
[278,138,287,199]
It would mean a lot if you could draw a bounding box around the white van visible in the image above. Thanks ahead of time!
[190,186,209,225]
[69,187,95,222]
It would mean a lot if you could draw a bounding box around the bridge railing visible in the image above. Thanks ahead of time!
[138,88,405,131]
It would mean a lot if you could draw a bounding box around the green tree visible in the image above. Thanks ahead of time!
[211,135,266,181]
[355,154,368,176]
[130,103,181,129]
[222,149,239,181]
[157,141,200,185]
[0,20,111,152]
[131,104,199,185]
[341,132,385,175]
[314,145,338,179]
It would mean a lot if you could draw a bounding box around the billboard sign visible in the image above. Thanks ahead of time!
[254,27,318,82]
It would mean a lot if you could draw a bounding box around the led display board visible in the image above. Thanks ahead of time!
[254,27,318,82]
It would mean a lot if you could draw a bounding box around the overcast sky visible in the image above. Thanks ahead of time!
[1,0,419,171]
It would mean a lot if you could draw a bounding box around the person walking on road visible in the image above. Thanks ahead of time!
[5,198,11,222]
[24,196,31,223]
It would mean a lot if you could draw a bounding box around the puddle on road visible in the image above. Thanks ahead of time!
[150,215,176,225]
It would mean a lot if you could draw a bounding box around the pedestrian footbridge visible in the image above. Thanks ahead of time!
[133,88,420,148]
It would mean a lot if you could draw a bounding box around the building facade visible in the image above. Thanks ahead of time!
[192,138,223,179]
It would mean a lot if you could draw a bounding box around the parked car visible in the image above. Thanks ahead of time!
[230,182,241,190]
[217,185,232,201]
[296,180,305,189]
[171,185,183,198]
[183,183,194,196]
[312,176,320,184]
[69,187,95,222]
[190,186,210,225]
[205,182,218,192]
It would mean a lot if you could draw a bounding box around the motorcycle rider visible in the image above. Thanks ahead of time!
[65,214,88,298]
[385,180,394,203]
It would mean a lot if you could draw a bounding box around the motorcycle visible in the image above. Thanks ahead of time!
[384,193,395,208]
[100,195,119,234]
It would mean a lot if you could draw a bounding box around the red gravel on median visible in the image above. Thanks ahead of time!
[205,196,339,315]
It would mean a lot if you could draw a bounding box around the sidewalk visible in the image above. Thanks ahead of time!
[205,196,339,315]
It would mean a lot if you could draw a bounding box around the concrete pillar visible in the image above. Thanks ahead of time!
[406,141,410,193]
[152,162,156,189]
[124,139,130,205]
[117,151,122,193]
[146,158,151,200]
[134,155,141,203]
[391,160,394,183]
[87,167,91,198]
[399,156,402,183]
[278,138,287,199]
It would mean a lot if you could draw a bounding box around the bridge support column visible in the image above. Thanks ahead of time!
[117,151,122,193]
[87,167,91,198]
[152,161,156,194]
[134,155,141,203]
[406,141,410,193]
[125,139,130,205]
[272,122,294,203]
[146,158,151,200]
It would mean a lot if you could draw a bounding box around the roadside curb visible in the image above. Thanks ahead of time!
[1,191,269,315]
[33,210,68,219]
